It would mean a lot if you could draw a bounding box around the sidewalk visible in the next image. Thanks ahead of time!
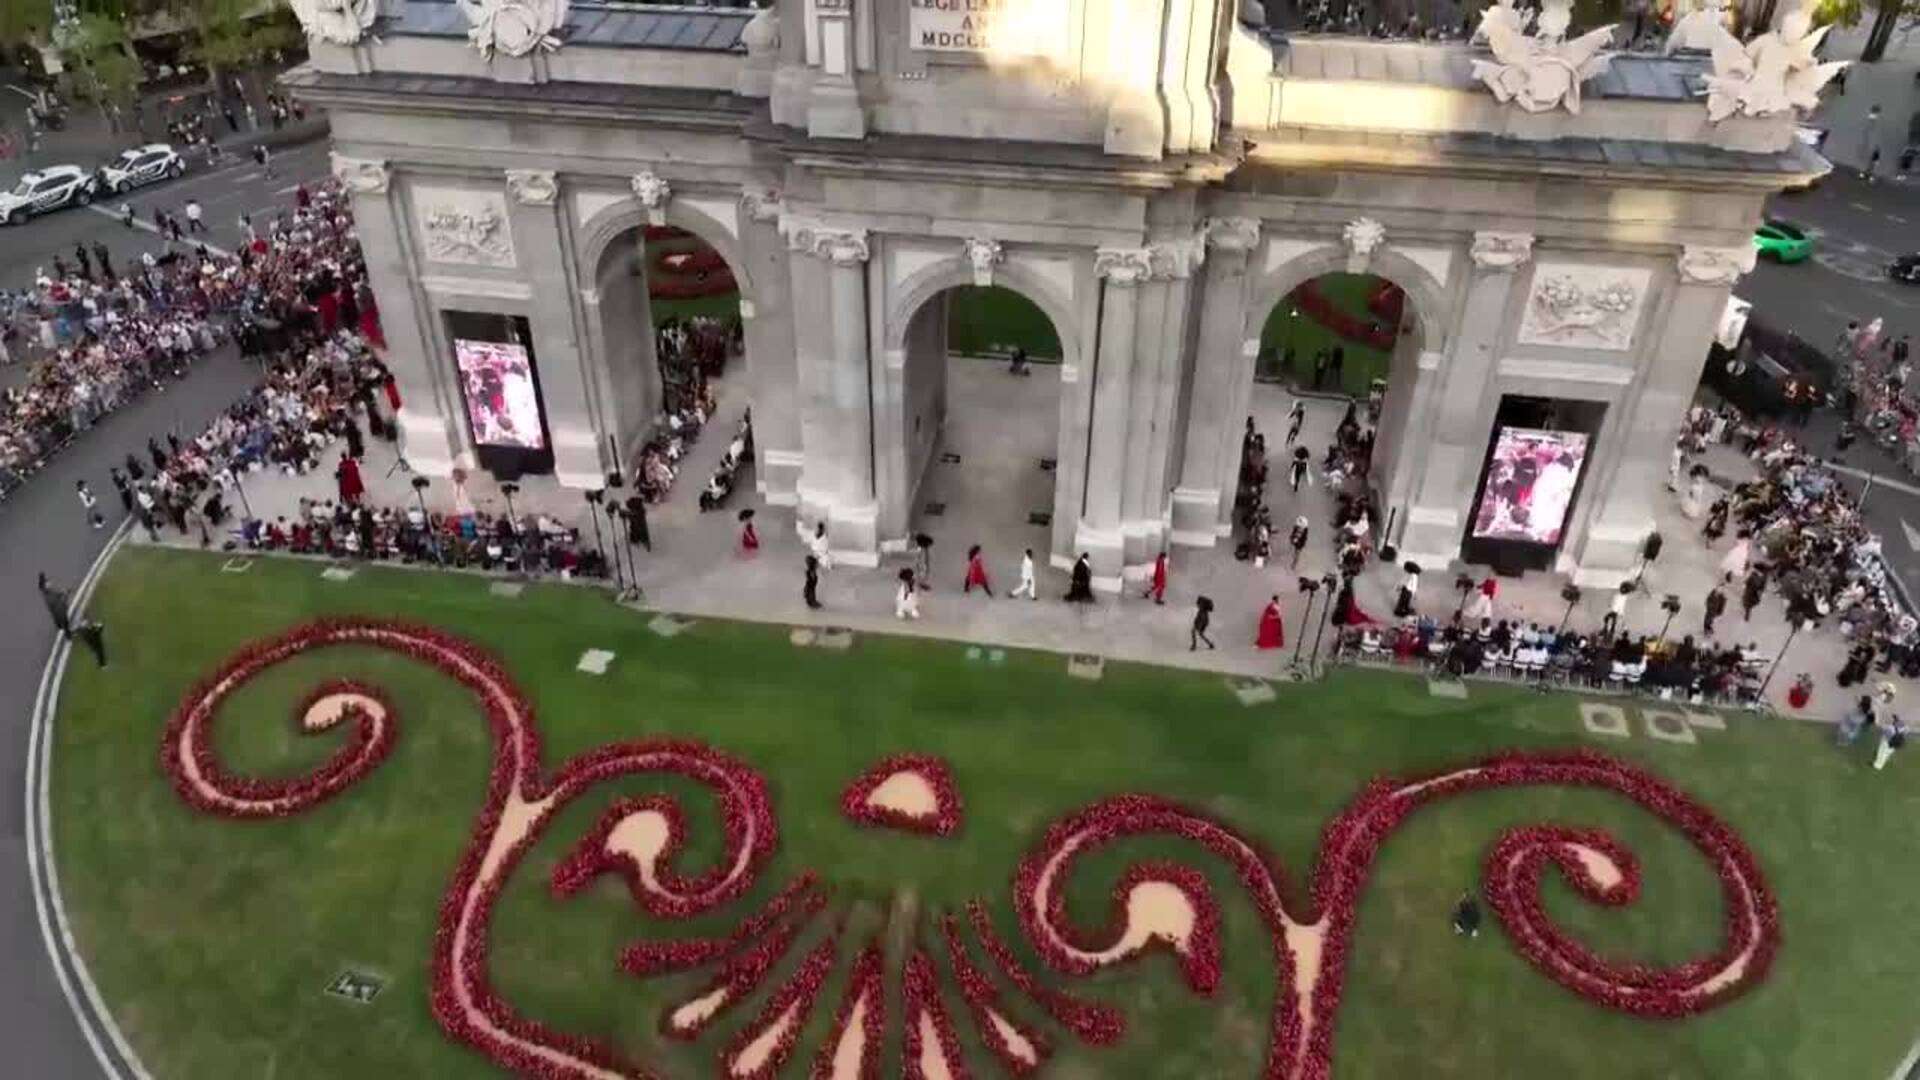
[127,362,1918,723]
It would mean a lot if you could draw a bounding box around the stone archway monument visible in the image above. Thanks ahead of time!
[288,0,1823,588]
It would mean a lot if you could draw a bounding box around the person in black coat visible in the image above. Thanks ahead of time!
[1065,554,1095,603]
[1703,586,1727,635]
[623,494,651,550]
[803,554,822,609]
[340,414,364,459]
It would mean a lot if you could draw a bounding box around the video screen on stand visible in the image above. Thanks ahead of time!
[1468,427,1590,546]
[454,338,546,451]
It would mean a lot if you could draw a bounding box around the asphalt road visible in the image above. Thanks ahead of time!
[0,136,331,1079]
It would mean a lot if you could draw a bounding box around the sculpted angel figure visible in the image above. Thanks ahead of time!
[1700,3,1847,122]
[1663,0,1732,54]
[456,0,570,58]
[290,0,378,46]
[1472,0,1615,115]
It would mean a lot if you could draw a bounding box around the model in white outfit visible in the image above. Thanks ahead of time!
[809,523,832,571]
[1011,550,1036,599]
[895,578,921,619]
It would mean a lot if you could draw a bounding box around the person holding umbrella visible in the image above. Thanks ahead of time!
[738,508,760,554]
[1394,561,1421,618]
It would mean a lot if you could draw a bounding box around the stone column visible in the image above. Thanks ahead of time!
[1562,244,1752,585]
[785,219,878,564]
[1396,230,1532,565]
[502,168,603,488]
[739,189,802,506]
[1075,247,1151,590]
[1171,217,1259,547]
[332,154,462,476]
[1122,232,1204,574]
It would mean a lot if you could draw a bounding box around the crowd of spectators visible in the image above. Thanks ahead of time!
[0,179,379,503]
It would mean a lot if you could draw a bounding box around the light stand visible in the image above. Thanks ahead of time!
[1290,575,1322,676]
[606,503,642,603]
[232,470,253,520]
[584,488,610,585]
[500,482,520,539]
[1555,584,1581,638]
[1656,594,1682,644]
[1756,621,1801,704]
[1308,572,1338,676]
[410,476,441,565]
[1452,573,1475,622]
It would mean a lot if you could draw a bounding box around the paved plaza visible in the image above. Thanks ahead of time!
[136,356,1914,721]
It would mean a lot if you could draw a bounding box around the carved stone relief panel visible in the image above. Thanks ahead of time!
[415,187,516,268]
[1516,262,1651,352]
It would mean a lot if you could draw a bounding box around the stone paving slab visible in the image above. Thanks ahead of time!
[816,627,855,651]
[489,581,524,598]
[220,557,253,574]
[647,613,693,638]
[319,566,356,582]
[576,649,616,675]
[1579,702,1632,738]
[1427,678,1469,699]
[790,628,818,647]
[1229,677,1277,705]
[1642,709,1700,745]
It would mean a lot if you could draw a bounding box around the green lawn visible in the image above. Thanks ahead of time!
[50,546,1920,1078]
[944,285,1062,361]
[1258,273,1394,398]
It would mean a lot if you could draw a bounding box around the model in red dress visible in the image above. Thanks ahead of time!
[1256,595,1285,649]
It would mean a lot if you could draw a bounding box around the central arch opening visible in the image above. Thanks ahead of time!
[899,284,1065,579]
[1257,272,1406,399]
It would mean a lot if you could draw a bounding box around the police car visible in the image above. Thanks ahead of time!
[0,164,99,225]
[97,142,186,194]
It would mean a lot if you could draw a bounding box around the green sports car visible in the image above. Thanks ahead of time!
[1754,219,1813,263]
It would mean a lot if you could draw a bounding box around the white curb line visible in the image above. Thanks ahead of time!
[26,518,153,1080]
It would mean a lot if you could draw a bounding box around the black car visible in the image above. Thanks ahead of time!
[1892,253,1920,285]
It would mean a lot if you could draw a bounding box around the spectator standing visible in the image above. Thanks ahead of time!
[38,573,71,637]
[76,480,102,529]
[185,199,205,234]
[73,619,108,668]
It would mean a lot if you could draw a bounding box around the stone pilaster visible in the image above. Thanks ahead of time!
[331,154,463,478]
[784,218,878,564]
[1172,216,1259,547]
[1075,246,1151,590]
[1397,230,1532,565]
[1123,231,1205,573]
[738,189,802,506]
[1562,245,1750,585]
[502,167,603,488]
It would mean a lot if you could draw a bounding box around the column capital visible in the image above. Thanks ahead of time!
[739,187,784,224]
[331,153,389,196]
[783,218,870,265]
[505,168,558,206]
[630,170,672,224]
[1147,232,1207,279]
[964,237,1003,286]
[1676,244,1756,286]
[1095,246,1153,286]
[1470,230,1534,271]
[1203,216,1261,252]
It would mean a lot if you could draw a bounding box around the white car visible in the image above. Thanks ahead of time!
[98,143,185,194]
[0,164,98,225]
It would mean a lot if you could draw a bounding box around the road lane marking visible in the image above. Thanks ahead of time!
[84,204,232,258]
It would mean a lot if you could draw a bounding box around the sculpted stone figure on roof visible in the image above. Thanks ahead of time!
[289,0,378,46]
[1471,0,1615,115]
[456,0,570,58]
[1690,3,1847,122]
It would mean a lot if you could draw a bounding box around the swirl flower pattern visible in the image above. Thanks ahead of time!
[163,622,1778,1079]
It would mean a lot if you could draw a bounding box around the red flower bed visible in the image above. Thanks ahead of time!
[1288,280,1397,352]
[839,753,964,837]
[719,929,840,1079]
[163,619,783,1080]
[901,948,972,1080]
[811,939,884,1080]
[619,874,821,976]
[660,891,825,1040]
[1013,749,1779,1080]
[963,900,1124,1046]
[650,267,738,300]
[942,915,1051,1076]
